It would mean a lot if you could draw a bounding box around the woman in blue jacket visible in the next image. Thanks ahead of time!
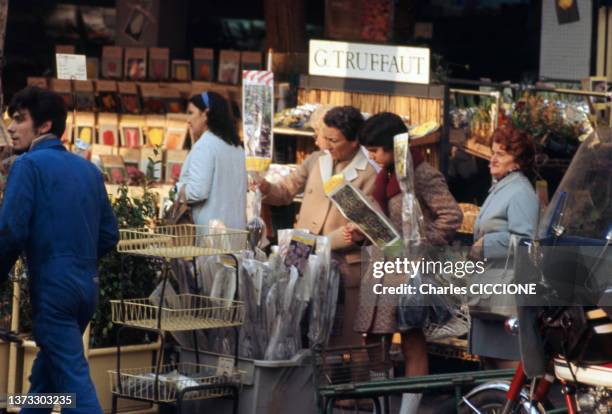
[469,126,539,369]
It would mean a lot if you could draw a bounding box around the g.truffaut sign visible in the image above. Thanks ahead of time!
[308,39,430,85]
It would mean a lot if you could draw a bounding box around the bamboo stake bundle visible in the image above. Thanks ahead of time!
[298,89,442,125]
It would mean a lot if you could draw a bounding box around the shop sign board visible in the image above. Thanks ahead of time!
[308,39,430,84]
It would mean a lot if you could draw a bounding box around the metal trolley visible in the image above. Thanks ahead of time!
[109,224,248,414]
[312,336,514,414]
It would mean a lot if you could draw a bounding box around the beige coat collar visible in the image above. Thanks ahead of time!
[318,146,371,184]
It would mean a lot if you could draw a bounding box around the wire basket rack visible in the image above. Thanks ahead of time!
[109,362,243,403]
[117,224,248,259]
[111,294,245,331]
[314,341,392,388]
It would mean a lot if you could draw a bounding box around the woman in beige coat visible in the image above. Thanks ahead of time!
[346,112,462,414]
[257,106,378,347]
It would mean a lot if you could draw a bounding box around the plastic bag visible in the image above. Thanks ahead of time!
[393,133,426,248]
[396,274,430,330]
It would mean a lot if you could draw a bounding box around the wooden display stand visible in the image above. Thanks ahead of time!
[297,75,446,170]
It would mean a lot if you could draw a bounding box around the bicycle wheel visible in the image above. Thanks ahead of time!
[458,389,546,414]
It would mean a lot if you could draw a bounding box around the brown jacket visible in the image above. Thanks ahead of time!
[263,149,377,265]
[354,161,462,334]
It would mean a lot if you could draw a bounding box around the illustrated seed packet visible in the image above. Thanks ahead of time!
[165,149,188,183]
[100,154,127,184]
[193,48,214,81]
[218,50,240,85]
[324,174,401,248]
[118,82,141,115]
[96,80,120,113]
[171,60,191,82]
[125,47,147,81]
[102,46,123,79]
[74,80,96,111]
[148,47,169,80]
[283,231,317,276]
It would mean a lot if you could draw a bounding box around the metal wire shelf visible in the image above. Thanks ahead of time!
[108,362,243,403]
[314,341,392,388]
[117,224,248,259]
[111,294,245,331]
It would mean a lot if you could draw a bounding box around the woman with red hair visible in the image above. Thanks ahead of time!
[469,126,539,368]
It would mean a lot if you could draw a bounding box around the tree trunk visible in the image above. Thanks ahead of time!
[264,0,306,53]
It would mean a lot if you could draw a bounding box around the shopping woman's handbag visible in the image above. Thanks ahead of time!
[166,185,193,225]
[467,235,519,320]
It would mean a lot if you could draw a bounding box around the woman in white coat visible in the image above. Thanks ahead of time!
[178,91,247,229]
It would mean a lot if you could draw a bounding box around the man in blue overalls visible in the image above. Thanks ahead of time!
[0,87,118,413]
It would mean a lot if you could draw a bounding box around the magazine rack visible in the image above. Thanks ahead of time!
[110,224,248,414]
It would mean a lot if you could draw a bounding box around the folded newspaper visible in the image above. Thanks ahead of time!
[323,174,401,249]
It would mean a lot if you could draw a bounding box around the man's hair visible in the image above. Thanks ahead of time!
[323,106,364,141]
[8,87,67,138]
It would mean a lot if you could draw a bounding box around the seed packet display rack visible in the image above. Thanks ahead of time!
[109,224,248,414]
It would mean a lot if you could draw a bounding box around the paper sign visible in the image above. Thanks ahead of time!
[56,53,88,81]
[242,70,274,172]
[216,356,235,376]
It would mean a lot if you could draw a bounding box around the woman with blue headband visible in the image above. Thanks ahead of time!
[177,91,247,229]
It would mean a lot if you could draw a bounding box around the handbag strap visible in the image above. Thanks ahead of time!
[177,184,188,205]
[502,234,520,273]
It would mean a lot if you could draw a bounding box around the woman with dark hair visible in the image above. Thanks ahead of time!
[346,112,461,414]
[178,91,247,229]
[468,125,539,368]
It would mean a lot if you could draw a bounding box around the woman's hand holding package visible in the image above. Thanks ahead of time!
[343,222,365,244]
[250,174,271,195]
[468,237,484,261]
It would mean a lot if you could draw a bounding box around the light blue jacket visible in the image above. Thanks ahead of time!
[178,130,247,230]
[474,172,539,260]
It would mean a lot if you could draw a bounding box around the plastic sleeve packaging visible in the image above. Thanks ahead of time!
[308,235,340,348]
[393,133,426,249]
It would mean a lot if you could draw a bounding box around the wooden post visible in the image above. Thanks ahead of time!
[6,267,21,411]
[264,0,306,53]
[0,0,9,111]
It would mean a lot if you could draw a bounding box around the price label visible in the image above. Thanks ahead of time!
[56,53,87,81]
[216,356,235,376]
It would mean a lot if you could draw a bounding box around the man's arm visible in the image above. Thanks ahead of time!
[0,158,36,280]
[97,173,119,258]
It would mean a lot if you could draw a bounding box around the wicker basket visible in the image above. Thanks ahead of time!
[117,224,248,259]
[111,294,245,331]
[108,362,243,403]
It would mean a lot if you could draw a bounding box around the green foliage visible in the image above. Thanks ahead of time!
[90,166,162,348]
[511,94,582,157]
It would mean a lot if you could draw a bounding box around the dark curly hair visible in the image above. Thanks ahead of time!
[323,106,364,141]
[189,91,241,147]
[491,126,535,174]
[358,112,407,150]
[8,87,67,138]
